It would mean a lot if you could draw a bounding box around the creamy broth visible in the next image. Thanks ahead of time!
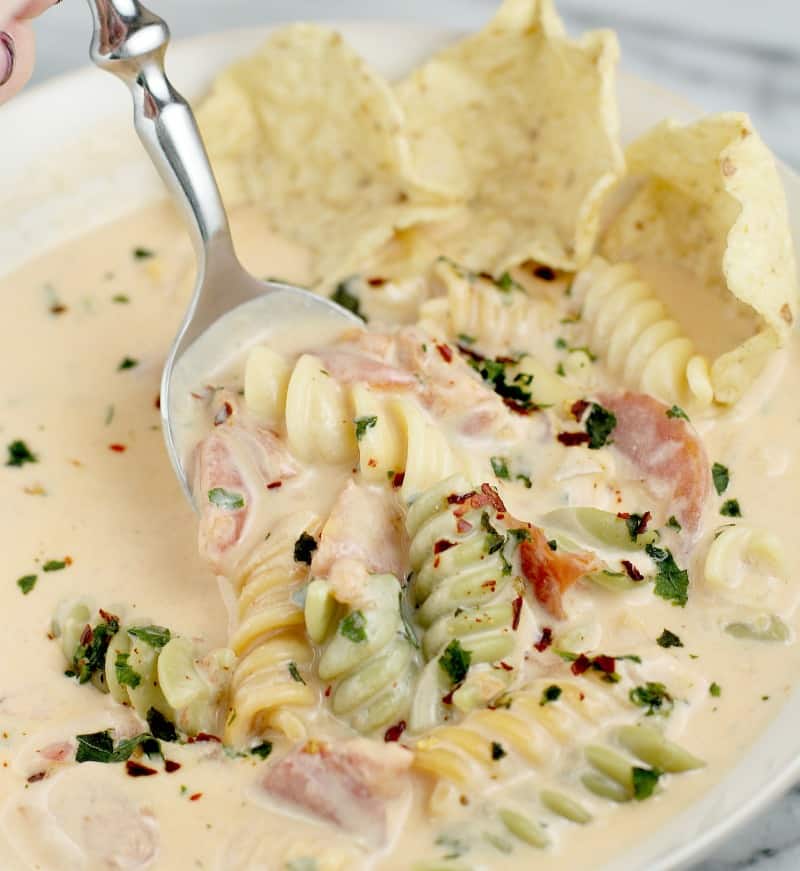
[1,201,799,871]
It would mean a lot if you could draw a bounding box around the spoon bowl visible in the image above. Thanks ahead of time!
[86,0,362,504]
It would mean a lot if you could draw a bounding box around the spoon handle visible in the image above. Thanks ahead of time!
[86,0,231,258]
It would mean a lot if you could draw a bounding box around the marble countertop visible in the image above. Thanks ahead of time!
[23,3,800,869]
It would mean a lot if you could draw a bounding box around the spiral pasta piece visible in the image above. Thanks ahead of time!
[304,573,421,733]
[406,477,537,731]
[571,257,713,407]
[244,348,460,500]
[225,510,321,745]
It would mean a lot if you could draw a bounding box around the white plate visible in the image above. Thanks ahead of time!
[1,21,799,871]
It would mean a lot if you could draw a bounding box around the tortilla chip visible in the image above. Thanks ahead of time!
[602,113,798,404]
[197,25,456,286]
[394,0,624,272]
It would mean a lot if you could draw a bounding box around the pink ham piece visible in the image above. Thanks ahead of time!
[519,527,602,620]
[311,480,408,580]
[261,740,411,846]
[313,348,418,391]
[598,391,711,536]
[194,392,298,570]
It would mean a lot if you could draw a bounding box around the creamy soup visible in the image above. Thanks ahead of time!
[1,199,799,871]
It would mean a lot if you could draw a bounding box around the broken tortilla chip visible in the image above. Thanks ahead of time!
[197,24,456,287]
[394,0,624,273]
[602,113,798,404]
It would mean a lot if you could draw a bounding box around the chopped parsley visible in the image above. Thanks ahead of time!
[647,544,689,607]
[75,729,153,764]
[709,682,722,698]
[720,498,741,517]
[496,271,517,292]
[354,415,378,441]
[16,574,37,595]
[556,362,566,377]
[250,741,273,759]
[516,472,532,488]
[288,662,306,684]
[712,462,730,495]
[490,456,510,479]
[540,684,562,706]
[208,487,245,511]
[115,653,142,689]
[491,741,507,760]
[666,515,682,532]
[340,611,368,643]
[480,511,505,554]
[43,559,67,572]
[632,766,662,800]
[547,539,558,551]
[666,405,690,421]
[293,532,318,565]
[657,629,683,649]
[128,625,171,650]
[146,707,178,742]
[439,639,471,684]
[555,337,568,350]
[624,512,651,543]
[67,611,120,684]
[457,333,476,345]
[463,352,536,413]
[111,294,130,304]
[331,279,366,322]
[509,527,531,542]
[629,682,673,716]
[6,440,37,467]
[133,247,155,259]
[585,403,617,449]
[117,357,139,371]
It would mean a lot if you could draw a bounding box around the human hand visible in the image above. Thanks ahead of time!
[1,0,61,105]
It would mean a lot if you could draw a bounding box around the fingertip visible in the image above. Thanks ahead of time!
[0,20,35,106]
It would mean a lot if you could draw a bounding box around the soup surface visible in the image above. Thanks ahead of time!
[1,201,799,871]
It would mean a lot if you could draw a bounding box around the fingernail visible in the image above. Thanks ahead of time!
[0,32,14,88]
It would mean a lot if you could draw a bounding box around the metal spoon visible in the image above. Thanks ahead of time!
[87,0,362,504]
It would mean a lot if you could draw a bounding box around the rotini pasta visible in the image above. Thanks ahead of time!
[225,511,321,745]
[570,257,714,407]
[244,346,461,499]
[304,572,421,733]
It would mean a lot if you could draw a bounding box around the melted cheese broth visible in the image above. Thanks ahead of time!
[1,201,799,871]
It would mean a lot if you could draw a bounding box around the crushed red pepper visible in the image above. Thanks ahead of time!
[434,540,456,555]
[164,759,181,773]
[511,596,523,630]
[557,431,591,447]
[126,760,157,777]
[570,399,590,421]
[534,627,553,652]
[436,343,453,363]
[266,481,283,490]
[384,720,407,742]
[621,560,644,581]
[109,443,127,453]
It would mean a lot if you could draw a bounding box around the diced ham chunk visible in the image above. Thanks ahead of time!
[261,740,411,846]
[598,391,710,536]
[520,527,601,620]
[194,392,298,570]
[314,349,418,391]
[311,480,408,580]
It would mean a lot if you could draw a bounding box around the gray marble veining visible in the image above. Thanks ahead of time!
[17,2,800,869]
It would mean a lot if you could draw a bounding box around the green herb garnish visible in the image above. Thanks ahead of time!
[331,279,366,322]
[439,639,471,684]
[516,473,532,489]
[6,440,37,467]
[480,511,505,554]
[490,456,510,479]
[251,741,273,759]
[647,544,689,607]
[491,740,507,760]
[585,403,617,449]
[712,462,729,495]
[111,294,130,304]
[540,684,562,706]
[43,559,67,572]
[340,611,368,643]
[629,682,673,716]
[69,611,120,684]
[128,625,171,650]
[208,487,245,511]
[666,515,682,532]
[288,662,306,684]
[656,629,683,648]
[133,247,155,260]
[146,707,178,742]
[115,652,142,689]
[354,415,378,441]
[709,682,721,698]
[632,766,662,800]
[17,574,37,595]
[720,499,741,517]
[293,532,318,565]
[666,405,690,421]
[117,357,139,371]
[75,729,153,764]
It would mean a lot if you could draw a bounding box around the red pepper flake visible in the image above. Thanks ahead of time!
[570,399,590,421]
[126,760,157,777]
[434,539,456,555]
[189,792,203,801]
[324,685,332,698]
[571,654,592,675]
[511,596,523,631]
[154,395,161,410]
[433,556,441,569]
[436,343,453,363]
[213,401,233,426]
[109,443,127,453]
[441,688,457,705]
[98,608,118,624]
[384,720,407,742]
[478,271,495,281]
[534,626,553,652]
[481,579,497,592]
[447,483,508,514]
[367,276,387,287]
[533,265,556,281]
[50,303,68,315]
[621,560,644,581]
[64,556,73,567]
[164,759,181,773]
[79,624,93,646]
[497,660,514,672]
[557,431,591,447]
[367,458,377,468]
[391,471,405,488]
[187,732,221,744]
[456,518,473,534]
[266,481,283,490]
[26,771,47,784]
[503,397,537,416]
[592,655,616,675]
